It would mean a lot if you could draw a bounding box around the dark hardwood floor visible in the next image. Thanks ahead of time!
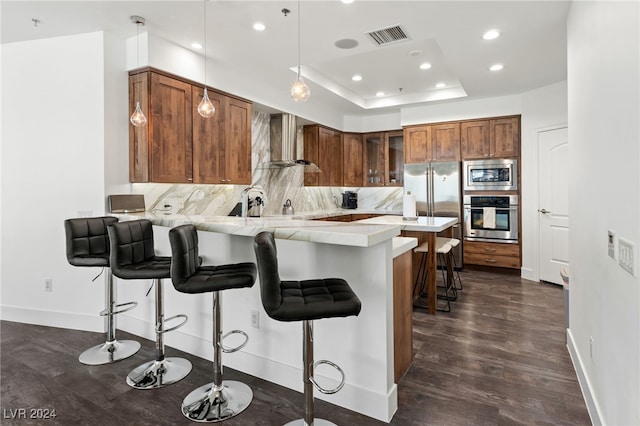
[1,269,590,425]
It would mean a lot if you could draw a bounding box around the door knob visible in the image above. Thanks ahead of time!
[538,208,551,214]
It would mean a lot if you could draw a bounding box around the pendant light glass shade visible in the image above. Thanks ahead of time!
[130,16,147,127]
[198,0,215,118]
[130,101,147,126]
[291,72,310,102]
[290,0,310,102]
[198,88,216,117]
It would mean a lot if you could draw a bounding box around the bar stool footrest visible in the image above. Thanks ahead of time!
[310,359,345,395]
[100,300,138,317]
[220,329,249,353]
[157,314,188,334]
[284,419,337,426]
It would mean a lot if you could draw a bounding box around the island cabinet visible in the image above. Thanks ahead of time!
[129,68,252,184]
[303,125,343,186]
[461,116,520,160]
[343,133,364,187]
[403,123,460,163]
[464,240,521,269]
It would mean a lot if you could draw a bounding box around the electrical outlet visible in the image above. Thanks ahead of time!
[45,278,52,292]
[619,238,636,276]
[608,230,616,259]
[77,210,93,218]
[250,310,259,328]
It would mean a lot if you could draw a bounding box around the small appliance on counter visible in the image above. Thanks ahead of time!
[342,191,358,209]
[107,194,146,213]
[282,199,294,215]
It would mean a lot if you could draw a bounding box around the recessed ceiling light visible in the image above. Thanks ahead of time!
[376,91,385,97]
[341,0,354,4]
[483,29,501,40]
[408,49,422,57]
[253,22,266,31]
[352,74,363,82]
[489,64,504,71]
[435,82,446,88]
[191,43,203,49]
[334,38,359,49]
[419,62,432,70]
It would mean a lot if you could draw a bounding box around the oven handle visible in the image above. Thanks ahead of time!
[464,206,518,210]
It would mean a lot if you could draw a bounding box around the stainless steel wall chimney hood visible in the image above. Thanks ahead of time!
[262,113,320,172]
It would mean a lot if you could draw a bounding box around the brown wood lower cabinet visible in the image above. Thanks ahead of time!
[464,240,521,269]
[393,249,413,382]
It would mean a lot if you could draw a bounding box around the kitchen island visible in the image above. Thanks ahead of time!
[112,213,452,422]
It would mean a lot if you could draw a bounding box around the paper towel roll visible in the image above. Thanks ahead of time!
[403,193,417,219]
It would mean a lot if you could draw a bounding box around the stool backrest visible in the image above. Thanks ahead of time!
[64,216,118,267]
[253,231,283,315]
[168,224,200,290]
[108,219,157,273]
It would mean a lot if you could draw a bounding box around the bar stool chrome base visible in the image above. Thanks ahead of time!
[126,357,192,389]
[285,419,336,426]
[79,339,141,365]
[181,380,253,422]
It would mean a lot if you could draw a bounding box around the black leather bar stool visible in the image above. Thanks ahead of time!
[169,224,257,422]
[64,216,140,365]
[253,231,361,426]
[108,219,192,389]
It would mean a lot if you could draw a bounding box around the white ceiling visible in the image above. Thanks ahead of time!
[1,0,570,117]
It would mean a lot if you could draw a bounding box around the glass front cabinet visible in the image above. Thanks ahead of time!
[364,131,404,187]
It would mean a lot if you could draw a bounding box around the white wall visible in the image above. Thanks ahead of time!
[567,2,640,425]
[520,81,568,281]
[0,32,112,331]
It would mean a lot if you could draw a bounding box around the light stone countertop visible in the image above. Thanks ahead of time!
[115,212,402,247]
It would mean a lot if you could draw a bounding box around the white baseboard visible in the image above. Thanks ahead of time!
[520,266,536,282]
[567,328,603,425]
[0,304,104,332]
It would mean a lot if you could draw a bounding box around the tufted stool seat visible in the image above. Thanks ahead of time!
[254,231,361,426]
[108,219,192,389]
[169,224,257,422]
[64,216,140,365]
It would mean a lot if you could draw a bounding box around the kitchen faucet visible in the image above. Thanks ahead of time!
[241,186,265,217]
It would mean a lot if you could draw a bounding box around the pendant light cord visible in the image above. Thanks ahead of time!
[297,0,301,78]
[203,0,207,86]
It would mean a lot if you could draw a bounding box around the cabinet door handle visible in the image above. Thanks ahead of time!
[483,247,497,252]
[485,259,497,263]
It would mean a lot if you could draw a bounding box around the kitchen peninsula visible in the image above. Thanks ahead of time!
[113,212,455,422]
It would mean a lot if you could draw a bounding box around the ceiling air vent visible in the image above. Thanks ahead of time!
[366,25,409,46]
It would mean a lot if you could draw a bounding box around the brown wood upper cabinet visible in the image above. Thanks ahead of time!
[461,116,520,159]
[364,131,404,186]
[129,68,252,184]
[303,125,343,186]
[403,123,460,163]
[343,133,364,187]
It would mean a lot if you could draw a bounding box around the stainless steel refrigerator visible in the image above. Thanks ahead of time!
[403,162,463,266]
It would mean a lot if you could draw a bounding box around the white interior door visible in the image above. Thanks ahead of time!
[538,127,569,284]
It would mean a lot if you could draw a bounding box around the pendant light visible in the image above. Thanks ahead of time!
[197,0,215,118]
[290,0,310,102]
[129,16,147,127]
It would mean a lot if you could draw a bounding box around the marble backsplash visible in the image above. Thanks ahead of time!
[131,111,403,216]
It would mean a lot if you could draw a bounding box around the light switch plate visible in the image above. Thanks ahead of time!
[619,237,636,276]
[608,230,616,259]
